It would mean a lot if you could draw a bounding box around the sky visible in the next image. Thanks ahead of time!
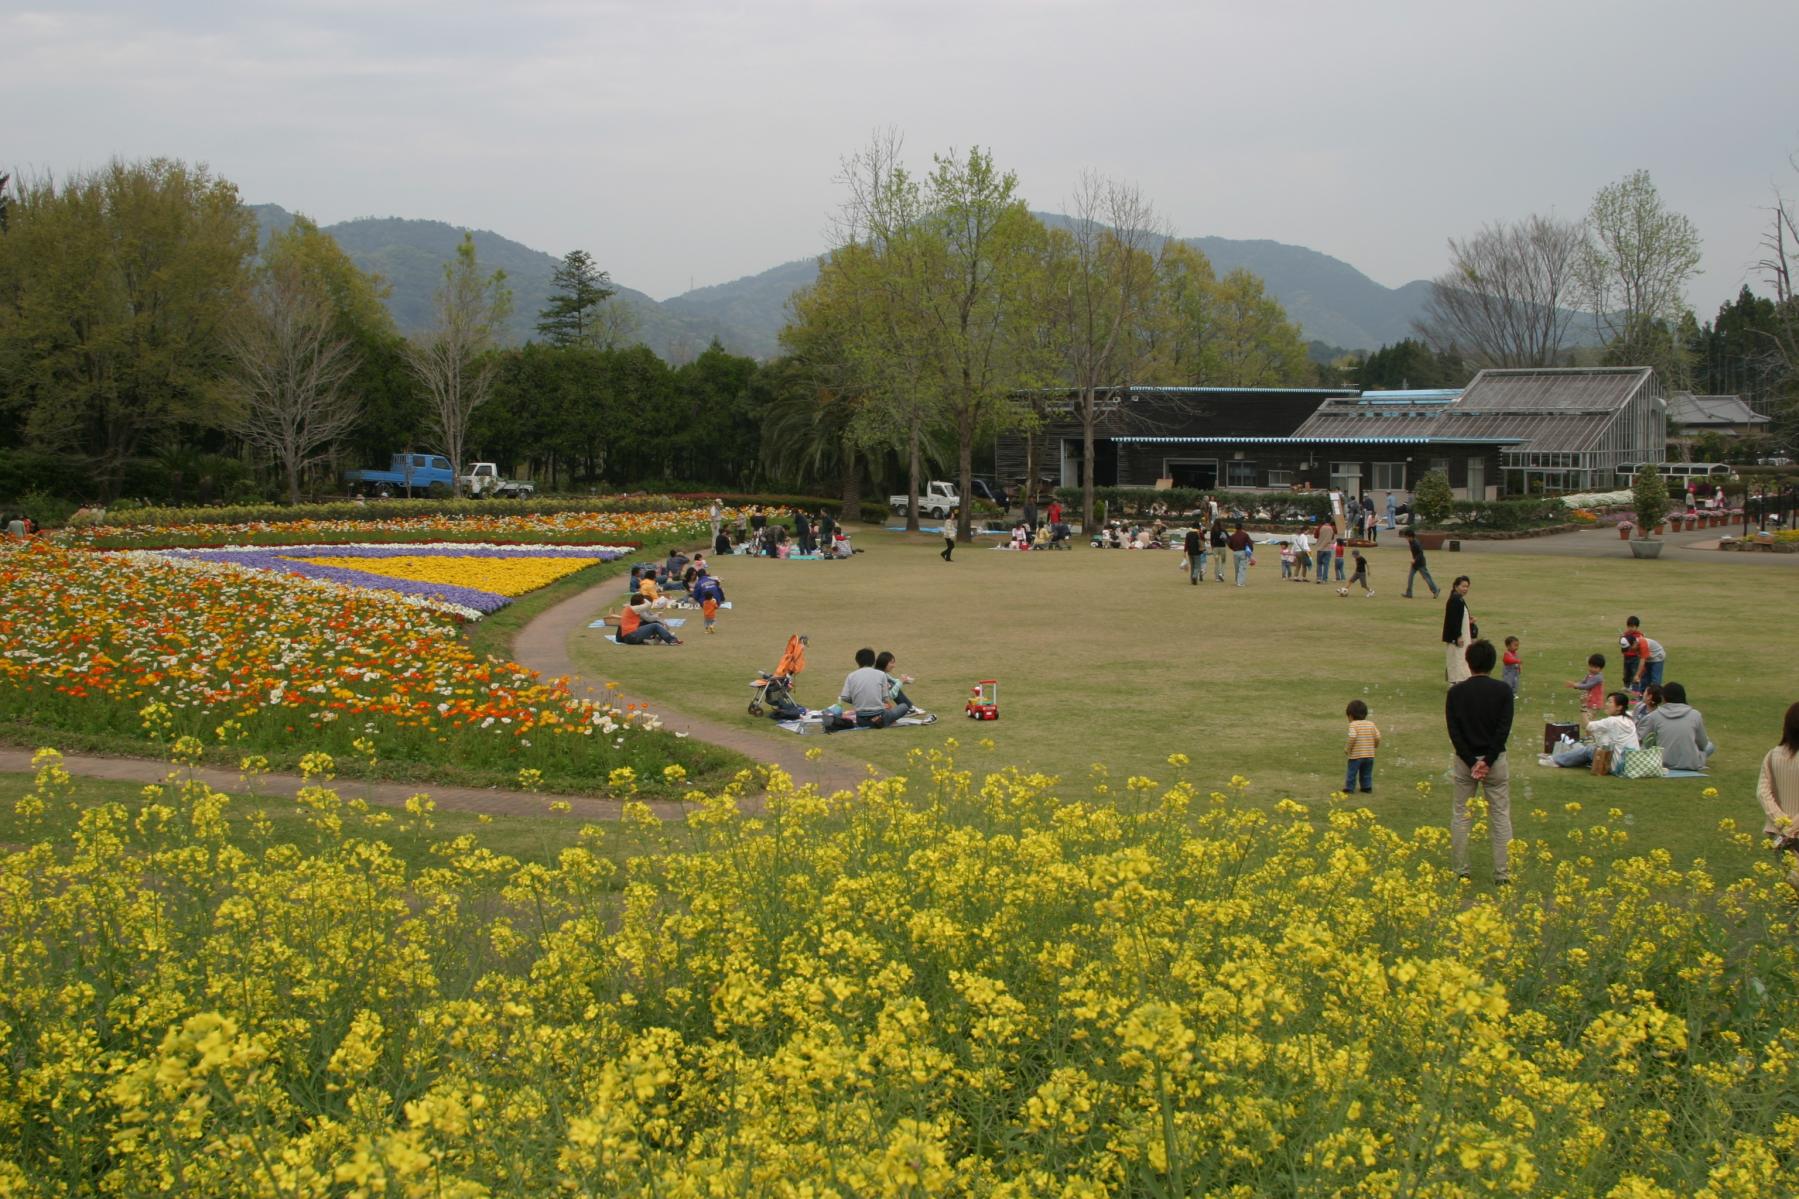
[6,0,1797,316]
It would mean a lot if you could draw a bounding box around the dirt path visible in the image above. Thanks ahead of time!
[510,573,878,796]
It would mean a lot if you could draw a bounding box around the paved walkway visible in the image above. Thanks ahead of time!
[1429,523,1799,564]
[509,573,878,796]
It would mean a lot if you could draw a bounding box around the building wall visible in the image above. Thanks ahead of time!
[1100,442,1503,501]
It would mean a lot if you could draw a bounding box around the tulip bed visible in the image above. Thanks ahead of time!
[0,539,731,790]
[1,748,1794,1196]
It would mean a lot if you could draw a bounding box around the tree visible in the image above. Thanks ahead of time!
[1209,269,1312,386]
[1415,214,1584,367]
[1411,469,1454,530]
[404,234,511,495]
[1352,338,1467,390]
[1053,172,1168,530]
[0,159,255,495]
[1149,240,1222,381]
[1579,171,1702,373]
[536,249,616,347]
[914,148,1049,543]
[224,250,361,504]
[1630,463,1670,537]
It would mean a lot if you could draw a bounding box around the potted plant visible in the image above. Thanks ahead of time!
[1617,520,1633,541]
[1409,469,1454,549]
[1629,464,1670,559]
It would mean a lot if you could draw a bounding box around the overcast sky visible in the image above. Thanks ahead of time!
[7,0,1797,316]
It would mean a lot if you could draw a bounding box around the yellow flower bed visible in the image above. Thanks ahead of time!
[293,553,603,596]
[2,748,1795,1195]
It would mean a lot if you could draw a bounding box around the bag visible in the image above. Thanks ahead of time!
[1618,746,1665,779]
[1590,748,1614,777]
[1469,620,1480,639]
[1543,722,1579,754]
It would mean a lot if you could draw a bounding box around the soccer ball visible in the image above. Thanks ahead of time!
[1337,587,1349,597]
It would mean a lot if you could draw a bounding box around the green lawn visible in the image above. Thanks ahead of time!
[574,526,1797,865]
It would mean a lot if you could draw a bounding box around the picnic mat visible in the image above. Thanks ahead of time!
[775,710,940,734]
[590,617,687,629]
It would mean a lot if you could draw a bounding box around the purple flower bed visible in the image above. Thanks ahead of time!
[169,545,629,561]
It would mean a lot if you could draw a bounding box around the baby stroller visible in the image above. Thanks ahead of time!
[748,633,808,720]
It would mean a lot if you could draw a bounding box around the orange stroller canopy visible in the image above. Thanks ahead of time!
[776,634,808,678]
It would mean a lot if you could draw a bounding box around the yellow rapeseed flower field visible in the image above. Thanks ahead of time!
[1,745,1795,1196]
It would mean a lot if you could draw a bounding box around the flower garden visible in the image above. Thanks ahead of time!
[5,503,1799,1194]
[1,749,1795,1196]
[0,504,752,789]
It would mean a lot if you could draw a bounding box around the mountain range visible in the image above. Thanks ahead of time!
[251,204,1436,360]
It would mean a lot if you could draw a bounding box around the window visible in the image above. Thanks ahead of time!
[1226,461,1257,488]
[1371,462,1406,490]
[1329,461,1362,492]
[1266,470,1293,487]
[1431,457,1451,477]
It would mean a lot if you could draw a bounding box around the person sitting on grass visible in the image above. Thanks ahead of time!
[617,594,681,645]
[1639,681,1716,772]
[831,647,912,730]
[1550,691,1637,769]
[660,548,690,585]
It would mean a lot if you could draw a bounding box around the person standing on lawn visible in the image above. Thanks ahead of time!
[1445,638,1514,884]
[941,507,959,562]
[1402,528,1440,599]
[1315,517,1336,584]
[1443,575,1474,685]
[1183,525,1204,585]
[1227,522,1255,587]
[1208,519,1229,582]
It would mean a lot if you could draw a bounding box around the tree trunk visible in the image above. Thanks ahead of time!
[958,409,975,543]
[1081,388,1097,532]
[1023,425,1037,519]
[905,421,922,533]
[286,459,302,506]
[839,431,861,521]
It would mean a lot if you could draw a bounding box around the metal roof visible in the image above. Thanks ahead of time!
[1667,393,1769,426]
[1112,436,1524,446]
[1292,368,1658,453]
[1014,386,1358,397]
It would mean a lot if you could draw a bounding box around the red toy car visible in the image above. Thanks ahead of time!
[965,679,999,720]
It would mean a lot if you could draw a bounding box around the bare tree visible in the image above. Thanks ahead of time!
[404,234,511,495]
[225,261,360,504]
[1758,160,1799,386]
[1415,214,1584,368]
[1055,171,1169,529]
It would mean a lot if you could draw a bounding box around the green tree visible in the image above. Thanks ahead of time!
[1630,463,1671,537]
[404,234,511,496]
[1210,269,1312,386]
[1411,469,1454,530]
[1580,171,1702,375]
[1149,240,1222,382]
[0,159,255,495]
[536,249,616,348]
[1353,339,1468,390]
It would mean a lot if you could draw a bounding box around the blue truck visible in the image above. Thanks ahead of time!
[343,453,457,498]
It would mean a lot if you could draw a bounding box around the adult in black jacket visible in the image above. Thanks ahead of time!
[1402,528,1440,599]
[1183,527,1203,585]
[794,509,813,555]
[1442,575,1473,685]
[1446,638,1514,883]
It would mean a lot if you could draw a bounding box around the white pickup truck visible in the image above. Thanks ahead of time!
[890,480,960,519]
[461,462,536,499]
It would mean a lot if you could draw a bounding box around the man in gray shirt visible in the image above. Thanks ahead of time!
[840,647,911,727]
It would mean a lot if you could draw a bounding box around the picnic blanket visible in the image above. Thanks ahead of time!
[775,710,940,734]
[591,617,686,629]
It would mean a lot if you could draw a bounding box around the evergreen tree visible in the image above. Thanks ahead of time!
[536,249,616,347]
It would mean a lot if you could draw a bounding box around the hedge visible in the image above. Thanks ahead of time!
[1051,486,1334,521]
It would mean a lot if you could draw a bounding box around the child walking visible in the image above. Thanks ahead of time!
[1337,549,1373,596]
[1344,699,1381,793]
[941,507,958,562]
[1502,636,1522,696]
[1565,653,1605,713]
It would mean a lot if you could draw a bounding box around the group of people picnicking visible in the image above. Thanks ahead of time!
[720,504,856,560]
[818,647,936,732]
[614,548,729,645]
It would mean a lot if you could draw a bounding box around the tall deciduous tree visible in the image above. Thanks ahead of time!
[915,147,1047,543]
[536,249,616,347]
[223,216,377,502]
[404,234,511,495]
[0,159,254,495]
[1416,214,1584,367]
[1209,269,1312,386]
[1579,170,1702,376]
[1054,172,1168,530]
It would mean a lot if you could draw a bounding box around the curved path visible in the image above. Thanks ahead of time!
[511,573,878,797]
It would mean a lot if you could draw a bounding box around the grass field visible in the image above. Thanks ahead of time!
[577,526,1798,867]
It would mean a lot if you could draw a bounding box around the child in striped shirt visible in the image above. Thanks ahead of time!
[1344,699,1381,794]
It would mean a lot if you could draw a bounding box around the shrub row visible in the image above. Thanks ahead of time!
[1051,487,1335,520]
